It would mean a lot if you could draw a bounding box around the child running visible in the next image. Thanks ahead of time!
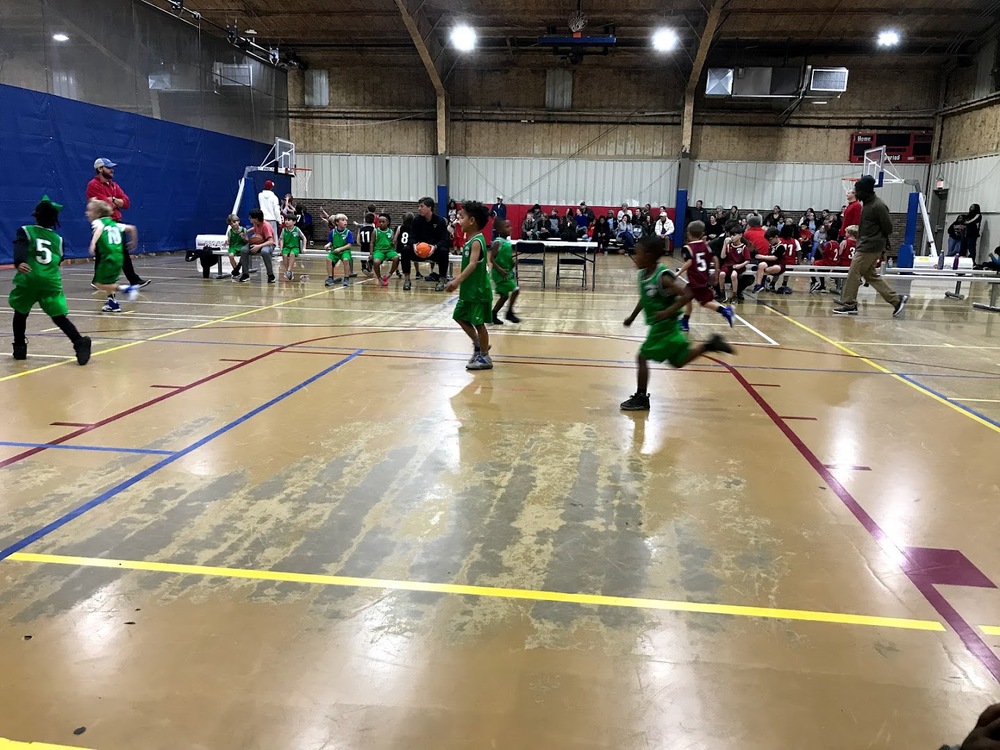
[489,218,520,324]
[621,235,735,411]
[87,198,139,313]
[9,196,91,364]
[679,220,734,331]
[324,213,355,287]
[445,201,493,370]
[226,214,247,279]
[372,213,399,286]
[279,215,307,281]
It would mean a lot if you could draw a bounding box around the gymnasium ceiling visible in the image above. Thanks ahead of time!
[168,0,1000,69]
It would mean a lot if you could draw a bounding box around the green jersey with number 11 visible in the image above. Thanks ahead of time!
[15,225,64,293]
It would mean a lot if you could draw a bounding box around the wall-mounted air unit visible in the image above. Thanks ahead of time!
[810,67,849,93]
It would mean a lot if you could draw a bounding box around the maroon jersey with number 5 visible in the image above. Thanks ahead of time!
[683,240,713,288]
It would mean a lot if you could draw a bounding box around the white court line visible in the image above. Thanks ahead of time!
[949,398,1000,403]
[0,352,73,360]
[734,313,779,346]
[837,341,1000,350]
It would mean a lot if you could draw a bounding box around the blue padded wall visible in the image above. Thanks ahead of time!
[0,83,273,263]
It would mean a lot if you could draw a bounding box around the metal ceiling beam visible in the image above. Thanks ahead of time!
[681,0,724,158]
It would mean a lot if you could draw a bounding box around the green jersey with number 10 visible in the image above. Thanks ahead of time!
[15,225,64,293]
[92,217,125,260]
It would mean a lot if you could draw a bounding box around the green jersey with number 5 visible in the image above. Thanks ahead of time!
[15,225,64,294]
[92,217,125,261]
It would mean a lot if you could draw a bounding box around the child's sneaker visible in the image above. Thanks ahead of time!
[680,315,690,332]
[118,284,139,301]
[809,279,821,293]
[381,275,389,287]
[492,315,504,325]
[403,279,412,290]
[505,311,521,323]
[343,277,351,287]
[704,333,735,355]
[238,275,251,283]
[74,336,92,366]
[325,276,335,287]
[620,392,650,411]
[102,298,121,313]
[267,275,276,284]
[284,269,293,281]
[467,353,493,370]
[720,306,735,328]
[751,283,764,294]
[12,342,27,360]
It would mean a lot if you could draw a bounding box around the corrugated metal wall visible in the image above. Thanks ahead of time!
[298,153,435,201]
[451,157,679,206]
[690,161,929,213]
[934,154,999,253]
[299,153,937,215]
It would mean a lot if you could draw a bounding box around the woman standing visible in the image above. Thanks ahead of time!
[964,203,982,263]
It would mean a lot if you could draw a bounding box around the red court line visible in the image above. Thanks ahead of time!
[219,358,248,363]
[711,356,1000,683]
[824,464,873,472]
[150,385,183,390]
[50,422,93,427]
[780,416,818,421]
[749,383,781,388]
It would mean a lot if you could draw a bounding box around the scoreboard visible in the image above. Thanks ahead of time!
[850,132,933,164]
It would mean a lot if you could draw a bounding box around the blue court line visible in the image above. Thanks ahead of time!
[0,349,363,562]
[0,441,173,456]
[24,332,1000,381]
[895,374,1000,430]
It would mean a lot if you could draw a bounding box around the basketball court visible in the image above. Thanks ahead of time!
[0,253,998,749]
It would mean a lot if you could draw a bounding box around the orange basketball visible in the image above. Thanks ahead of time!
[414,242,434,259]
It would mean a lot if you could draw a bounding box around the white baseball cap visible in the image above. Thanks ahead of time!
[94,158,116,169]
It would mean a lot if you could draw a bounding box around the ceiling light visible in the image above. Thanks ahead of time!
[877,29,900,47]
[450,24,476,52]
[652,28,679,53]
[52,33,69,42]
[244,28,258,35]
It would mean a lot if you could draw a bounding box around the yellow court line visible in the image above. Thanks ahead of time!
[0,283,368,383]
[982,625,1000,636]
[0,740,94,750]
[951,398,1000,403]
[765,309,1000,434]
[6,551,944,632]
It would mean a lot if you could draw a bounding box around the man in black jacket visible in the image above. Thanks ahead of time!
[404,196,451,291]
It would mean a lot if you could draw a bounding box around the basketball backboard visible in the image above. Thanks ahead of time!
[862,146,887,188]
[275,137,295,170]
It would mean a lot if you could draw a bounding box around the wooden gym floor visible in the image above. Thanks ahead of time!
[1,253,998,750]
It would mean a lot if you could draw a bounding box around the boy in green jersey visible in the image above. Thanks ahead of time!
[620,235,735,411]
[87,198,139,313]
[324,213,355,287]
[445,201,493,370]
[278,215,307,281]
[488,217,520,325]
[226,214,248,278]
[372,213,399,287]
[9,196,91,364]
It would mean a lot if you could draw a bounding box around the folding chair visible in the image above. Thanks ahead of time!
[515,241,547,289]
[555,248,588,289]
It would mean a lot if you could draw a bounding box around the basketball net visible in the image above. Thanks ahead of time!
[291,167,312,197]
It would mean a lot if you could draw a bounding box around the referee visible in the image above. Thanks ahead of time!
[403,197,451,291]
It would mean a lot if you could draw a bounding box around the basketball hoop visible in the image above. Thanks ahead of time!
[290,167,312,197]
[841,176,859,195]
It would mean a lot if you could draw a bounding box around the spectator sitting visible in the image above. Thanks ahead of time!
[522,212,538,240]
[706,214,721,240]
[750,227,787,293]
[640,212,656,238]
[763,205,783,228]
[743,213,769,256]
[558,213,578,242]
[617,215,637,253]
[606,209,617,233]
[593,215,612,254]
[575,206,591,237]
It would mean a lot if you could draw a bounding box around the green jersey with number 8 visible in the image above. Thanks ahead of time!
[15,225,64,293]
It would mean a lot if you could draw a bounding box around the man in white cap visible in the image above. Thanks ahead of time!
[85,157,147,287]
[257,179,281,240]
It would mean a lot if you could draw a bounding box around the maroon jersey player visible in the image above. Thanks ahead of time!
[678,221,734,331]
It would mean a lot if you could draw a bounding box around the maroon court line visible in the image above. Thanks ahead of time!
[824,464,873,472]
[50,421,94,427]
[780,416,818,421]
[150,385,184,390]
[219,358,248,363]
[710,356,1000,683]
[749,383,781,388]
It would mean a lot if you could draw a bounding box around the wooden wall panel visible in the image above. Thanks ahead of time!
[692,125,849,163]
[939,105,1000,159]
[291,118,435,155]
[449,121,680,157]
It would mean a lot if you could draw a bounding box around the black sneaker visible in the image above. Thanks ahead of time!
[505,311,521,323]
[238,275,251,283]
[425,272,440,282]
[12,342,27,360]
[137,279,151,288]
[833,304,858,315]
[892,294,909,318]
[491,315,504,325]
[620,392,650,411]
[74,336,92,366]
[267,275,276,284]
[704,333,735,355]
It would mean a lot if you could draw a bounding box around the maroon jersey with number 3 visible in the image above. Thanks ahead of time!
[683,240,713,288]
